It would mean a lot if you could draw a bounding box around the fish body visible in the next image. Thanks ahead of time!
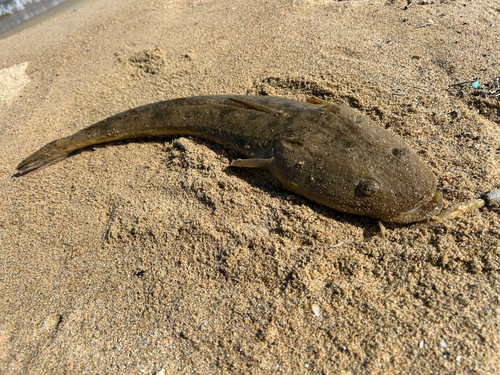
[17,95,443,223]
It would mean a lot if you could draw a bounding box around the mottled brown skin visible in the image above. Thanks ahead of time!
[17,95,443,223]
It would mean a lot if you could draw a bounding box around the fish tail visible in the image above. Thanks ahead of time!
[17,138,72,175]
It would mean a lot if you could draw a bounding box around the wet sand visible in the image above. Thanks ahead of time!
[1,0,499,373]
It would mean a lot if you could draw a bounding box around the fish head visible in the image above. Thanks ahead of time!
[271,112,443,224]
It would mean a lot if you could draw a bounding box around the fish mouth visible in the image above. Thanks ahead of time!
[385,189,444,224]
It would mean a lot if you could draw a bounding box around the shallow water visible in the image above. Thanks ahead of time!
[0,0,68,34]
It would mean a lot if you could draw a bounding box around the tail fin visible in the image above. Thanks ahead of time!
[17,138,71,175]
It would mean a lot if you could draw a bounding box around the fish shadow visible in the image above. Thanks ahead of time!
[223,158,385,238]
[13,136,401,238]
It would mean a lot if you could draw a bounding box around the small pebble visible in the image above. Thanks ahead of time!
[484,188,500,208]
[438,341,447,349]
[312,304,321,317]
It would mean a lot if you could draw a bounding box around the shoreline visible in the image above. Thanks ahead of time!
[0,0,96,40]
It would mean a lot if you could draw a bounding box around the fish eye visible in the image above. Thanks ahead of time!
[356,179,380,197]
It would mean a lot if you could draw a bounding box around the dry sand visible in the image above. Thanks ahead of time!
[1,0,500,373]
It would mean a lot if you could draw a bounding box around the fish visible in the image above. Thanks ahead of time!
[17,95,443,223]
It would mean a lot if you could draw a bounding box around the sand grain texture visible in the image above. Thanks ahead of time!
[1,0,500,373]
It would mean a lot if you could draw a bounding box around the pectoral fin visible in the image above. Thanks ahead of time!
[231,158,273,170]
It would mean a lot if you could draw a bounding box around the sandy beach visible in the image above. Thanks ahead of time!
[1,0,500,373]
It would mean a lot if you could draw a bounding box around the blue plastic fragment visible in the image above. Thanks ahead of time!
[472,81,481,89]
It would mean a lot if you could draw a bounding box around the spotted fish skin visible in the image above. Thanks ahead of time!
[17,95,442,223]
